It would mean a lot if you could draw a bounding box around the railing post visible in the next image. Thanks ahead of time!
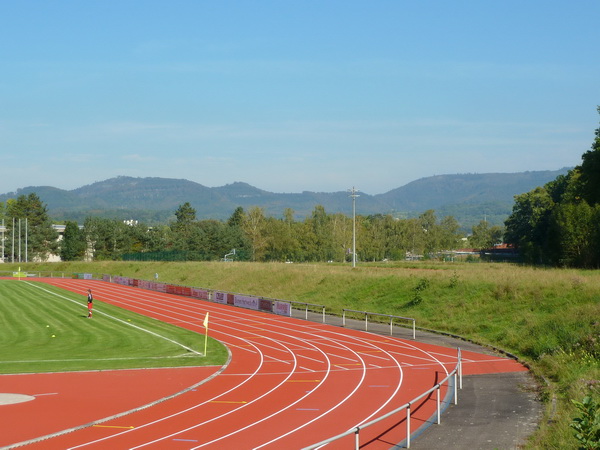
[458,348,463,390]
[354,427,360,449]
[454,373,458,405]
[343,310,346,327]
[322,306,326,323]
[365,312,368,331]
[412,319,416,340]
[305,304,308,320]
[406,404,411,448]
[390,317,393,335]
[436,386,441,424]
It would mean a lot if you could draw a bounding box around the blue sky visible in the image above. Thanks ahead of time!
[1,1,599,195]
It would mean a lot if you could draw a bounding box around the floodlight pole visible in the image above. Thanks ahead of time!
[348,187,359,268]
[0,220,3,263]
[25,218,28,263]
[11,217,15,263]
[18,218,21,263]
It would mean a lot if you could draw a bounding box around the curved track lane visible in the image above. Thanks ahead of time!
[2,279,523,449]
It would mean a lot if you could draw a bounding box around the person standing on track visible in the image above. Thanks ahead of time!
[87,289,93,318]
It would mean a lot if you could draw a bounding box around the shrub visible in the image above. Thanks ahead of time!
[570,394,600,449]
[408,278,429,306]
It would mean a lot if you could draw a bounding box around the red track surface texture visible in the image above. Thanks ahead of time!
[1,279,527,449]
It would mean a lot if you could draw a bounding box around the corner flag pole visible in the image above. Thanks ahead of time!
[203,312,209,356]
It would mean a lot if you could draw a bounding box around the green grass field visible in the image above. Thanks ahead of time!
[0,280,228,374]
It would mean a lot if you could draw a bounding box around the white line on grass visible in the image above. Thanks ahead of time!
[0,355,202,364]
[24,281,203,356]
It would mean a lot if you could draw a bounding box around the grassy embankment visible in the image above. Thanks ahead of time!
[2,260,599,449]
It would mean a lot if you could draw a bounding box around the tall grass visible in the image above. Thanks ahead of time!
[3,260,599,448]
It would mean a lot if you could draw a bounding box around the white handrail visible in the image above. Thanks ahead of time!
[303,348,462,449]
[343,308,417,339]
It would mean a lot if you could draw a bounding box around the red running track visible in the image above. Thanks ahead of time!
[1,279,527,449]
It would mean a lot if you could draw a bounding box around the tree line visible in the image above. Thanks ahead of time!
[4,194,500,262]
[71,204,467,262]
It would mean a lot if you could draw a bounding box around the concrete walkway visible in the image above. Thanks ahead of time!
[291,309,543,449]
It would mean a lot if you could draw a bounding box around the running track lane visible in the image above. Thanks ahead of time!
[1,279,527,449]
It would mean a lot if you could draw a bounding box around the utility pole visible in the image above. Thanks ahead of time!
[25,218,28,263]
[12,217,15,263]
[348,187,359,268]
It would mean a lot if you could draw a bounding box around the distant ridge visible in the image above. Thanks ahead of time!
[0,169,571,229]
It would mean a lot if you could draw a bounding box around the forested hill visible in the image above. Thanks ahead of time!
[0,168,570,229]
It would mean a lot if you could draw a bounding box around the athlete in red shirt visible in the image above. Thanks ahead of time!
[87,289,93,318]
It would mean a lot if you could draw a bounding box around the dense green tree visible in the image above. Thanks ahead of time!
[4,193,58,261]
[386,217,411,260]
[330,212,352,262]
[309,205,335,261]
[224,206,251,260]
[60,221,86,261]
[360,215,387,262]
[577,106,600,205]
[172,202,198,251]
[405,218,426,256]
[174,202,197,224]
[469,220,503,249]
[263,210,303,262]
[83,217,142,260]
[227,206,245,228]
[145,225,173,253]
[242,207,268,261]
[419,210,440,255]
[504,187,554,263]
[438,216,462,250]
[505,107,600,267]
[548,202,599,267]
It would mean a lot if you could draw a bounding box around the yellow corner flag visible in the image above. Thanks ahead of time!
[203,312,209,356]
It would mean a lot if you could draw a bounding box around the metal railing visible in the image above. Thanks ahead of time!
[288,300,327,322]
[304,348,462,449]
[343,309,416,339]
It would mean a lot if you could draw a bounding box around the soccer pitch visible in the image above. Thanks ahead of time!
[0,280,228,374]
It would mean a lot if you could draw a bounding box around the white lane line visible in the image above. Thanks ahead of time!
[66,335,267,450]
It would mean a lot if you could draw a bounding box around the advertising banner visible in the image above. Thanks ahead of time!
[214,291,229,304]
[191,288,209,300]
[113,276,132,286]
[273,301,292,317]
[259,298,273,313]
[234,294,260,311]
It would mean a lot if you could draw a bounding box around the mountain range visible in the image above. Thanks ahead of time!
[0,168,570,230]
